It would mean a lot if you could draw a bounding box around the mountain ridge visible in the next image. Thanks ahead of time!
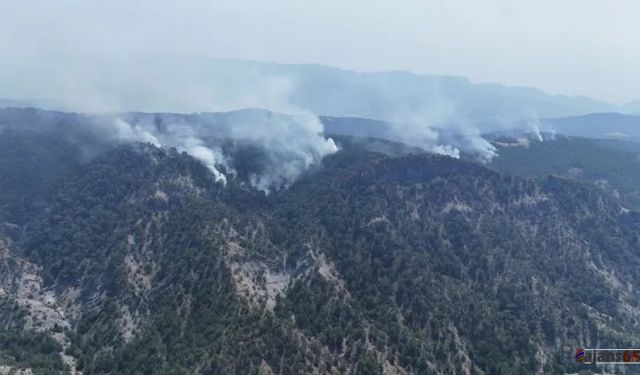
[3,59,637,121]
[1,130,640,373]
[3,110,640,373]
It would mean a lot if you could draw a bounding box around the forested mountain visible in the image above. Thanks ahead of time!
[489,135,640,211]
[0,98,30,109]
[2,110,640,374]
[542,113,640,142]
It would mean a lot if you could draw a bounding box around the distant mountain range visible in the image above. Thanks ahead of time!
[0,98,31,109]
[542,112,640,141]
[1,60,638,124]
[205,60,636,124]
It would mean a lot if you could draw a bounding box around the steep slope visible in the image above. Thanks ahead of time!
[0,234,73,374]
[16,145,349,374]
[2,139,640,374]
[278,151,640,374]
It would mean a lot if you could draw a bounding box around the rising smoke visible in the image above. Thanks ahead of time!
[1,24,503,189]
[64,59,342,192]
[526,116,557,142]
[224,110,338,191]
[103,108,338,192]
[364,87,497,161]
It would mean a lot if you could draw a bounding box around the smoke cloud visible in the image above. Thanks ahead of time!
[526,116,557,142]
[101,109,337,192]
[0,0,503,182]
[112,119,160,147]
[377,91,497,161]
[56,59,340,192]
[224,111,338,191]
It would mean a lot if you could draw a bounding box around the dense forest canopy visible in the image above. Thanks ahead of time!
[1,109,640,374]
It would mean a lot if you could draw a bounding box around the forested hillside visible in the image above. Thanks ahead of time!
[489,135,640,210]
[3,0,640,373]
[1,114,640,374]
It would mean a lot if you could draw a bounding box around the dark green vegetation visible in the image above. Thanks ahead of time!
[0,108,109,224]
[2,109,640,374]
[0,299,67,374]
[489,135,640,210]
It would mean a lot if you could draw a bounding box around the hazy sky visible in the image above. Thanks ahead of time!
[1,0,638,106]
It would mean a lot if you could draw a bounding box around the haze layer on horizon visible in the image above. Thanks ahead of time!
[0,0,638,109]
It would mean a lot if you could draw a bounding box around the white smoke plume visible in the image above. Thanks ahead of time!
[103,109,337,192]
[380,94,497,161]
[431,145,460,159]
[453,126,497,162]
[112,119,160,147]
[383,110,451,157]
[527,118,544,142]
[0,18,340,192]
[99,118,229,183]
[526,114,557,142]
[225,111,338,192]
[176,135,227,184]
[65,59,339,192]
